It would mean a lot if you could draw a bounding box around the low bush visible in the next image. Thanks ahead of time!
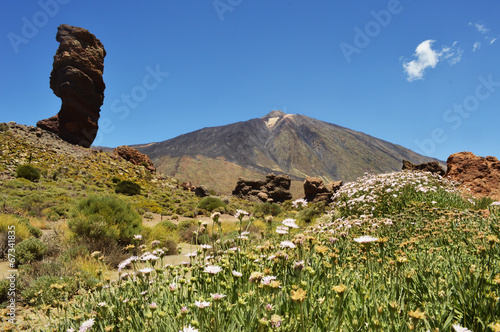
[14,238,48,266]
[156,220,178,232]
[0,214,32,249]
[21,275,78,306]
[197,196,227,212]
[68,195,142,245]
[16,164,41,182]
[177,219,198,243]
[253,202,282,218]
[296,206,322,223]
[0,277,17,304]
[115,180,141,196]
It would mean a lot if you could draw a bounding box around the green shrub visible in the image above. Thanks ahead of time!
[183,211,196,218]
[14,238,48,266]
[21,275,78,306]
[177,219,199,243]
[151,221,179,249]
[17,218,43,238]
[297,206,322,223]
[0,277,17,304]
[115,180,141,196]
[15,164,40,182]
[157,220,178,232]
[68,195,142,245]
[197,196,227,212]
[253,202,282,218]
[0,123,9,132]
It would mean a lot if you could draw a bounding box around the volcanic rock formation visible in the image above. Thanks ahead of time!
[445,152,500,200]
[304,177,343,203]
[37,24,106,148]
[114,146,155,173]
[402,159,445,176]
[232,173,293,203]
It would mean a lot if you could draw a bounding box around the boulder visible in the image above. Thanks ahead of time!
[37,24,106,148]
[113,146,155,173]
[445,152,500,200]
[304,177,342,203]
[180,181,195,191]
[232,173,292,203]
[402,159,445,176]
[194,185,210,197]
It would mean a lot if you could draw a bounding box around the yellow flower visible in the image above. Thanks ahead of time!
[332,284,347,294]
[315,245,329,255]
[493,274,500,285]
[270,280,281,289]
[408,308,426,320]
[489,322,500,332]
[291,288,307,303]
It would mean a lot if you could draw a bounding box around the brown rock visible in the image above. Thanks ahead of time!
[232,173,292,203]
[304,177,342,203]
[180,181,195,191]
[194,185,210,197]
[114,146,155,172]
[402,159,445,176]
[445,151,500,200]
[37,24,106,148]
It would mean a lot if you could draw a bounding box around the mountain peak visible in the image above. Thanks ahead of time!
[262,110,286,119]
[261,110,288,129]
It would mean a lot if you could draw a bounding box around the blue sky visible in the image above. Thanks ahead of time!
[1,1,499,161]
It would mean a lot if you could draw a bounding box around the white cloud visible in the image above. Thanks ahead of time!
[403,40,439,82]
[403,40,462,82]
[440,41,463,65]
[469,21,498,48]
[473,41,481,52]
[469,22,489,34]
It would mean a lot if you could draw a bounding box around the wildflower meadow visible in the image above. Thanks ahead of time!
[10,171,500,331]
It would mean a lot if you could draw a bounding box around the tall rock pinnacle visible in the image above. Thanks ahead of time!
[37,24,106,148]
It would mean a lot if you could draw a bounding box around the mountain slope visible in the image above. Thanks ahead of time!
[135,111,442,194]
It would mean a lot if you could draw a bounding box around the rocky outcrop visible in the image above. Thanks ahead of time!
[304,177,342,203]
[402,160,445,176]
[232,173,293,203]
[445,152,500,200]
[194,185,210,198]
[37,24,106,148]
[179,181,210,197]
[113,146,155,173]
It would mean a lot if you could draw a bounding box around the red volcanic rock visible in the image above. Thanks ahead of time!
[37,24,106,148]
[114,146,155,173]
[445,152,500,200]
